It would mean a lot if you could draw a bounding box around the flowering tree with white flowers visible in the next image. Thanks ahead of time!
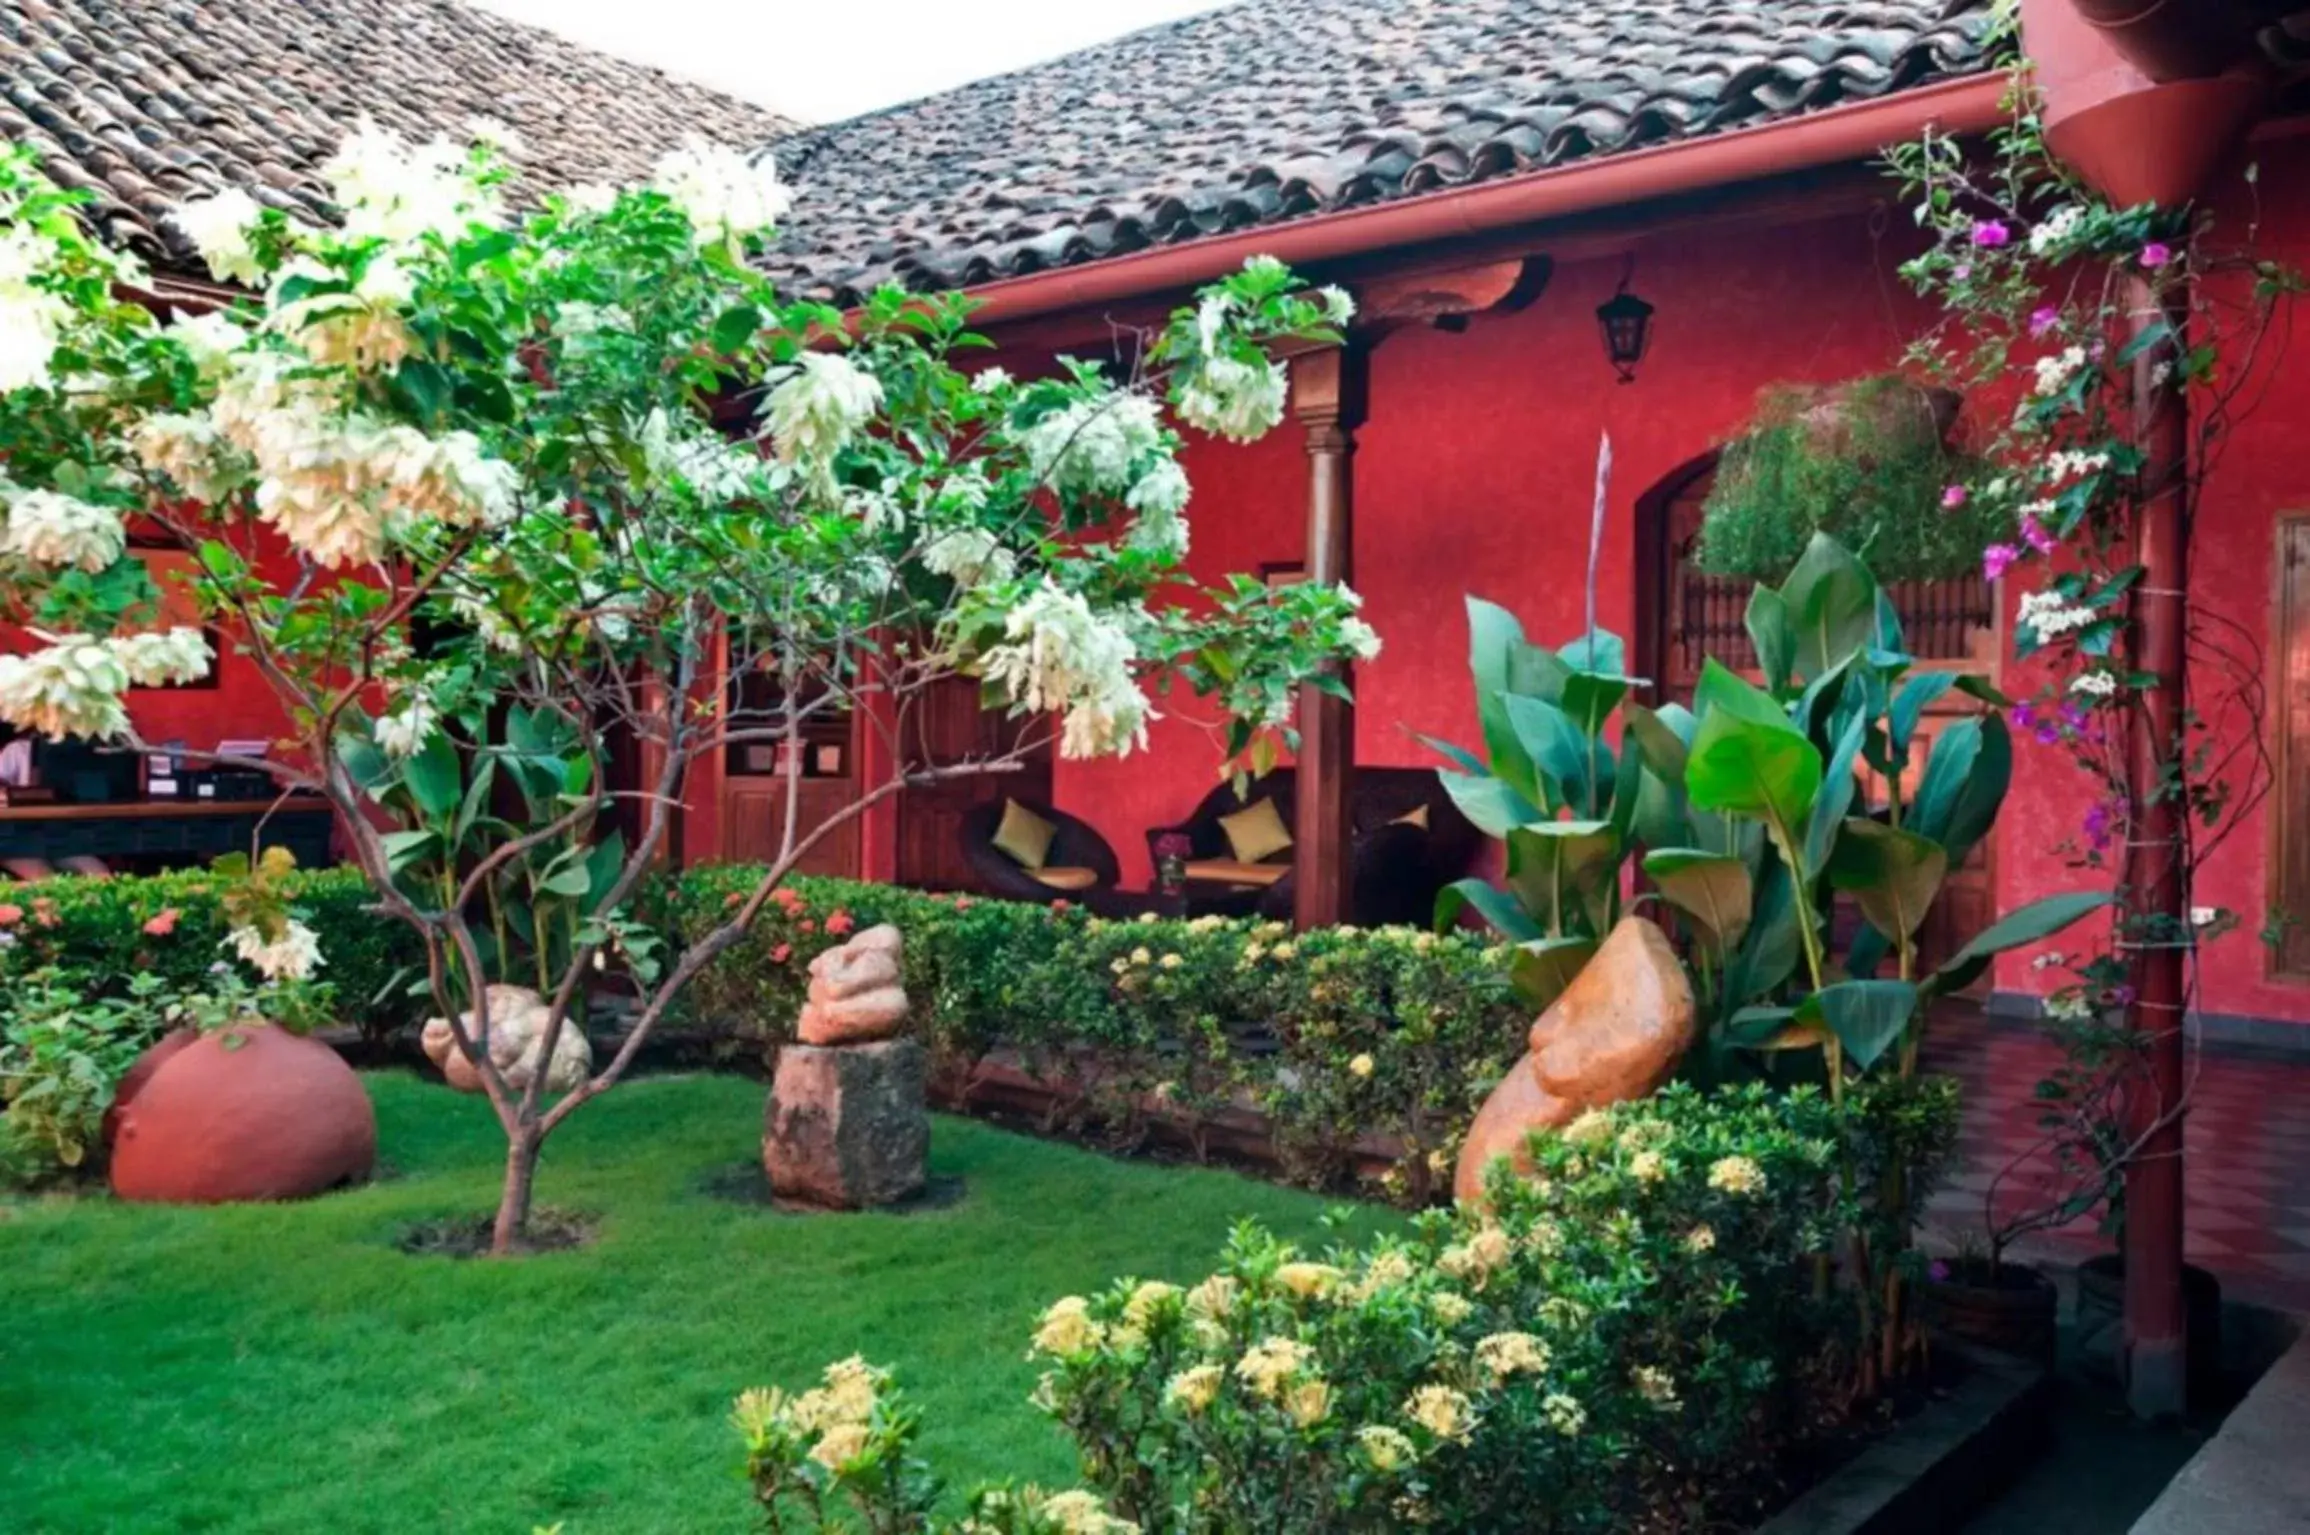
[0,125,1374,1251]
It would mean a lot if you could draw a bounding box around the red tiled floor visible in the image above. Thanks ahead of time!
[1920,1006,2310,1315]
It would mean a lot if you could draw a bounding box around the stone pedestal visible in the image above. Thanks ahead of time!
[764,1038,928,1210]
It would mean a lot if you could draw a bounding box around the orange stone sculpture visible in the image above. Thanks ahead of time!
[1454,915,1696,1205]
[108,1024,376,1204]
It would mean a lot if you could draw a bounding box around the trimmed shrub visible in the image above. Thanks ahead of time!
[0,866,427,1039]
[652,868,1526,1205]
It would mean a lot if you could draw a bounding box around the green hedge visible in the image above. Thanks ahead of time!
[0,866,428,1038]
[654,868,1528,1204]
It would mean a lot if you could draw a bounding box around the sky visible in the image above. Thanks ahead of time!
[473,0,1233,123]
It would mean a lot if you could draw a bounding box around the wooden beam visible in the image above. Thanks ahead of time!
[1354,254,1551,330]
[1290,345,1365,931]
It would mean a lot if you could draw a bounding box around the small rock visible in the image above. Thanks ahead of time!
[1455,916,1695,1204]
[765,1038,929,1210]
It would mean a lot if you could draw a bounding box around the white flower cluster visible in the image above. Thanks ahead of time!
[1019,389,1166,499]
[650,138,792,248]
[130,412,248,505]
[2029,205,2085,257]
[374,695,438,759]
[0,226,71,391]
[1177,353,1288,442]
[0,627,209,740]
[272,255,417,373]
[209,355,518,567]
[760,352,882,480]
[639,406,770,503]
[166,311,251,376]
[323,120,499,246]
[227,918,324,982]
[1123,456,1193,558]
[2017,589,2096,643]
[978,581,1154,758]
[2031,345,2090,398]
[1340,613,1383,662]
[1,487,124,571]
[169,186,267,285]
[2069,670,2118,698]
[920,525,1015,589]
[2046,449,2110,482]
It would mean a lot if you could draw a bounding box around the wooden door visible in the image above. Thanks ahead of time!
[716,663,861,878]
[894,676,1051,891]
[1643,464,2000,988]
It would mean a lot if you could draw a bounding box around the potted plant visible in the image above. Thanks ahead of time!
[1697,374,2001,583]
[1152,832,1192,895]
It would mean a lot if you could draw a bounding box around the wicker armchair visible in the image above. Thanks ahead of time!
[960,797,1122,903]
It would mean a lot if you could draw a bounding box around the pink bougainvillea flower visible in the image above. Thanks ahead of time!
[2020,515,2057,555]
[2029,306,2061,339]
[824,909,855,937]
[1942,484,1969,509]
[0,904,23,928]
[1951,263,1973,282]
[1982,543,2022,581]
[2140,242,2173,269]
[143,908,180,937]
[1970,220,2011,248]
[2010,702,2038,730]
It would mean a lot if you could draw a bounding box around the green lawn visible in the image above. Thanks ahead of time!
[0,1071,1384,1534]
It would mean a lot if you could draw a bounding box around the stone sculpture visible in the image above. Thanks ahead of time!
[1454,915,1697,1205]
[767,924,927,1209]
[419,983,592,1095]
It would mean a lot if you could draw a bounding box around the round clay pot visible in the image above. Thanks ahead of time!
[109,1024,376,1204]
[1919,1258,2059,1365]
[101,1027,199,1147]
[2074,1252,2223,1401]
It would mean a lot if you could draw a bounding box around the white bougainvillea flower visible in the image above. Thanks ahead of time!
[164,310,251,376]
[1,487,125,572]
[978,581,1155,759]
[373,695,438,760]
[130,412,248,505]
[650,138,792,247]
[168,186,266,285]
[921,526,1014,589]
[0,634,132,739]
[1339,615,1383,662]
[1177,353,1288,442]
[324,119,499,246]
[1019,390,1165,499]
[0,226,70,391]
[226,918,324,982]
[108,627,212,688]
[760,351,882,471]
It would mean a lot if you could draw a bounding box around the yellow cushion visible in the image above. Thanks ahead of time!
[1184,859,1289,888]
[1028,865,1099,892]
[1391,803,1431,830]
[1218,797,1294,864]
[990,799,1057,870]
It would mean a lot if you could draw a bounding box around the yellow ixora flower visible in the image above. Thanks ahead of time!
[1032,1296,1104,1357]
[1632,1365,1682,1411]
[1348,1052,1376,1078]
[1685,1224,1717,1254]
[1158,951,1183,969]
[1165,1363,1225,1414]
[1039,1488,1140,1535]
[1542,1392,1586,1436]
[1286,1375,1333,1428]
[1404,1382,1474,1442]
[1562,1109,1614,1148]
[1473,1331,1551,1383]
[1358,1424,1419,1472]
[809,1421,872,1470]
[1708,1155,1767,1196]
[1428,1290,1474,1327]
[1235,1335,1314,1400]
[1628,1149,1667,1185]
[1123,1279,1182,1325]
[1186,1273,1239,1321]
[1274,1261,1343,1300]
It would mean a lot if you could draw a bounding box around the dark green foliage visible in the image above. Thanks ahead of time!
[1696,376,1999,582]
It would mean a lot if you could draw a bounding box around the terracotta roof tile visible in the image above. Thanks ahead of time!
[0,0,796,271]
[755,0,1993,301]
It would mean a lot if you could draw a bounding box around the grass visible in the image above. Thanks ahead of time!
[0,1070,1389,1533]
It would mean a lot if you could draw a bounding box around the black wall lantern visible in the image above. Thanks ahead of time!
[1595,258,1654,384]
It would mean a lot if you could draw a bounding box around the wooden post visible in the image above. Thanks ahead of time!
[1290,345,1364,931]
[2120,271,2191,1420]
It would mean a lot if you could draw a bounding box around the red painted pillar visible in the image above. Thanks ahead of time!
[2119,271,2191,1420]
[1290,345,1364,931]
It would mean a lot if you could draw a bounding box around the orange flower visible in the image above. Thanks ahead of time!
[31,898,57,929]
[769,943,792,964]
[1049,899,1072,916]
[0,904,22,927]
[143,908,181,937]
[724,891,744,909]
[953,895,975,911]
[825,910,855,937]
[798,918,816,935]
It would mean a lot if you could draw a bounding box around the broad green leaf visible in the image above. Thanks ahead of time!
[711,303,763,354]
[454,756,498,847]
[1438,768,1543,839]
[1510,937,1600,1012]
[1558,628,1626,677]
[1798,979,1920,1071]
[1621,700,1694,782]
[1913,713,2010,865]
[1417,734,1491,778]
[404,732,462,821]
[1503,693,1587,809]
[335,727,393,802]
[380,828,439,875]
[1434,877,1544,943]
[1643,848,1753,950]
[1888,672,1958,760]
[1505,820,1620,935]
[1559,671,1631,742]
[1694,658,1789,731]
[1720,858,1800,1007]
[1826,820,1949,944]
[1745,586,1796,693]
[1686,708,1822,848]
[1781,532,1880,681]
[1723,1004,1797,1048]
[1804,712,1866,875]
[1926,890,2115,997]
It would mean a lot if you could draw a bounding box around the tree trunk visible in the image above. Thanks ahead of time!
[492,1126,542,1255]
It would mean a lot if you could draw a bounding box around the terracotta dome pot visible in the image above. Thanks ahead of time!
[100,1027,198,1147]
[109,1024,376,1204]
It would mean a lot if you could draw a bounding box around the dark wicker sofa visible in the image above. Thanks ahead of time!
[960,797,1123,904]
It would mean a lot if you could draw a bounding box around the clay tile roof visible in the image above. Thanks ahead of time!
[0,0,798,272]
[757,0,1996,303]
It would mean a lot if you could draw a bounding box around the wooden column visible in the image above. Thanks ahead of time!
[1290,345,1365,930]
